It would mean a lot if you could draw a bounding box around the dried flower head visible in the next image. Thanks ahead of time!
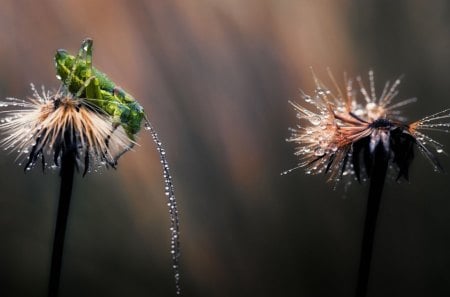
[0,84,133,174]
[286,70,450,183]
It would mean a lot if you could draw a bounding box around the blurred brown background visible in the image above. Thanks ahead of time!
[1,0,450,296]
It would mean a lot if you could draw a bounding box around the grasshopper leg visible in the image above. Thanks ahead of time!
[76,75,101,101]
[64,38,94,90]
[80,38,93,75]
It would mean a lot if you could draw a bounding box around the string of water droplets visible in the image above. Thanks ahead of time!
[144,120,181,295]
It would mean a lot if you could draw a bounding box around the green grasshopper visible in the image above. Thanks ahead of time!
[54,38,145,140]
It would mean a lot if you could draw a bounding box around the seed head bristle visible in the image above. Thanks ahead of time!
[287,70,450,183]
[0,84,133,173]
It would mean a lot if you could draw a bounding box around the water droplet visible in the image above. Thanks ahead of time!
[316,88,326,96]
[309,116,321,126]
[329,143,338,152]
[314,147,325,156]
[354,109,364,116]
[366,102,377,112]
[281,168,298,175]
[437,148,444,154]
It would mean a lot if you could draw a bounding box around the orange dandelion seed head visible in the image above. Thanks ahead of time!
[286,70,450,184]
[0,84,134,174]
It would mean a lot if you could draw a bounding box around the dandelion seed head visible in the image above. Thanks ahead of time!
[287,70,450,184]
[0,84,133,173]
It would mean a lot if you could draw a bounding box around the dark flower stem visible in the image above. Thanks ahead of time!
[356,144,389,297]
[48,133,76,297]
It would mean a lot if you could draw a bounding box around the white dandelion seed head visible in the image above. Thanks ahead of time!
[0,84,134,173]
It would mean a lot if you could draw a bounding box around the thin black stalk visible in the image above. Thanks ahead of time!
[48,137,76,297]
[356,144,389,297]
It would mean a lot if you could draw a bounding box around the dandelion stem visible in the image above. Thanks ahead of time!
[48,131,76,297]
[356,143,389,297]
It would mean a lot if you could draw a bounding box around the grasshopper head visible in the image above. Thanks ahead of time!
[55,49,68,60]
[55,49,71,67]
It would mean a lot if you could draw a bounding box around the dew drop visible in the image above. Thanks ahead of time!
[436,148,444,154]
[309,116,321,126]
[314,147,325,156]
[354,109,364,116]
[316,88,326,96]
[304,95,312,103]
[366,102,377,110]
[329,143,338,152]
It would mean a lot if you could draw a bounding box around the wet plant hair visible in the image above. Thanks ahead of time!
[285,69,450,184]
[0,84,133,175]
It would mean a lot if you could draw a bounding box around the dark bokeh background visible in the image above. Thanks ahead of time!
[1,1,450,296]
